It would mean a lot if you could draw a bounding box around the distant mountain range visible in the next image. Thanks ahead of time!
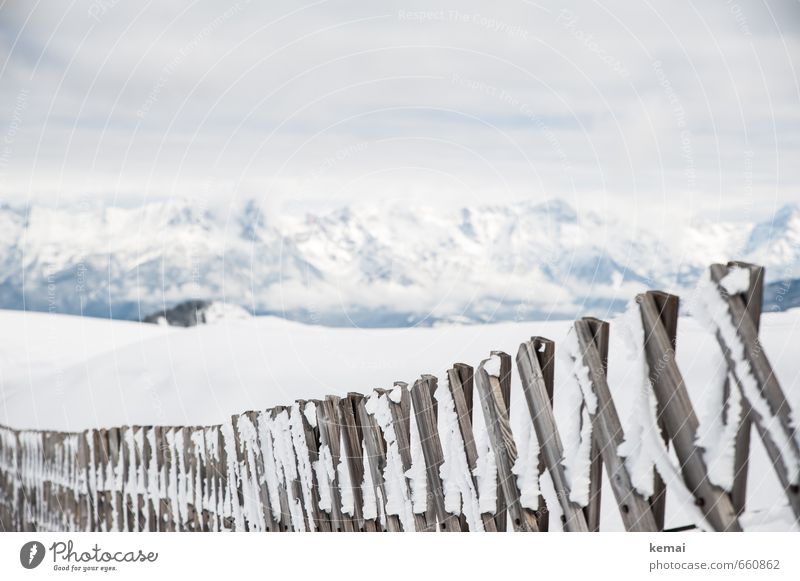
[0,198,797,326]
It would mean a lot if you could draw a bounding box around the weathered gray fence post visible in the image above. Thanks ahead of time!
[446,365,498,532]
[385,384,429,532]
[724,261,763,516]
[580,318,606,532]
[337,394,378,531]
[316,397,356,532]
[476,355,540,532]
[647,291,676,531]
[529,339,554,532]
[489,351,512,531]
[292,400,332,532]
[708,264,800,520]
[410,375,462,531]
[638,291,741,531]
[356,394,402,531]
[516,338,590,532]
[574,319,658,531]
[269,406,296,532]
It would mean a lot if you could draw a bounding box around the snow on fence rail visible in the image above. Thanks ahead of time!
[1,262,798,532]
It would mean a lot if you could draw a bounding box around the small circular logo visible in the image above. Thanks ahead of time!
[20,541,46,569]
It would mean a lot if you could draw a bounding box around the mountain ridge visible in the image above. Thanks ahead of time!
[0,197,797,326]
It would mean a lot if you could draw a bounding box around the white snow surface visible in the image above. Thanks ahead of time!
[2,308,800,530]
[719,267,751,295]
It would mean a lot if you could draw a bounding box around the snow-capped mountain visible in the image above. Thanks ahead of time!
[0,198,797,326]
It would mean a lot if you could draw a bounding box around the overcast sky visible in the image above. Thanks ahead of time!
[1,0,798,220]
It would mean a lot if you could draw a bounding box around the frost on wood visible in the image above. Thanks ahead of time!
[314,444,335,513]
[435,380,484,530]
[511,417,540,511]
[278,410,308,531]
[719,266,751,295]
[557,331,596,507]
[471,390,498,515]
[220,421,245,531]
[482,354,502,378]
[337,431,355,516]
[692,270,800,487]
[289,403,317,530]
[360,437,379,522]
[303,401,318,428]
[539,470,564,531]
[693,345,741,490]
[235,415,267,531]
[406,404,428,515]
[365,391,416,531]
[263,410,306,530]
[616,302,713,531]
[388,385,403,404]
[616,305,656,497]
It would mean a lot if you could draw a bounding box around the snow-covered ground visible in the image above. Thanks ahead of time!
[1,307,799,531]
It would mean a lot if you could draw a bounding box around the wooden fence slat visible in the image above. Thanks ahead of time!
[337,395,378,532]
[93,429,111,532]
[385,384,429,532]
[475,354,540,532]
[647,291,676,531]
[489,351,511,531]
[446,366,497,532]
[708,264,800,520]
[530,339,555,532]
[75,431,90,532]
[579,319,606,532]
[316,397,355,532]
[107,427,125,531]
[291,401,331,532]
[356,395,402,531]
[724,261,763,516]
[204,426,226,531]
[120,426,135,531]
[165,427,182,531]
[410,375,462,532]
[516,339,589,532]
[269,407,295,532]
[574,319,658,532]
[639,291,741,531]
[232,414,265,532]
[255,408,286,532]
[454,364,475,420]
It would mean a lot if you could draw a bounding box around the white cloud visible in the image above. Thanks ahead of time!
[0,0,798,220]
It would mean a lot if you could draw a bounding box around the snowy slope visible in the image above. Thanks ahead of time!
[1,308,799,530]
[1,198,798,326]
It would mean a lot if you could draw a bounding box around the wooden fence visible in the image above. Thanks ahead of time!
[1,262,798,532]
